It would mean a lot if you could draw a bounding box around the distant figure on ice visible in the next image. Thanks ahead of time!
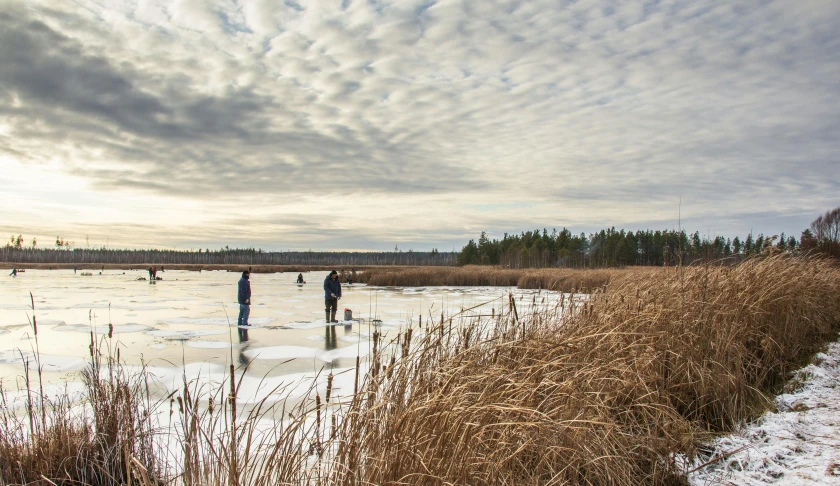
[148,267,154,284]
[324,270,342,323]
[238,270,251,327]
[297,273,305,284]
[74,265,77,274]
[9,269,17,277]
[346,272,352,285]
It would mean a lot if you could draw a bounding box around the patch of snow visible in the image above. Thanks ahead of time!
[688,340,840,485]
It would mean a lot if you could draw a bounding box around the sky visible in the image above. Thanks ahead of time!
[1,0,838,251]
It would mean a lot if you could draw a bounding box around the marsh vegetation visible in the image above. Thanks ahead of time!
[1,255,839,485]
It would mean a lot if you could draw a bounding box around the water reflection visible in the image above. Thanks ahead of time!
[325,325,337,351]
[237,327,250,367]
[324,324,338,369]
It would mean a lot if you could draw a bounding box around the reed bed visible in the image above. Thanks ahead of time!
[332,255,840,485]
[1,256,839,485]
[355,265,644,292]
[0,338,163,484]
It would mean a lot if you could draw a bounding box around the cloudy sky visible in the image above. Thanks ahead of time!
[1,0,838,251]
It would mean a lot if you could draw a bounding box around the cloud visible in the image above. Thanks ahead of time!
[0,0,838,249]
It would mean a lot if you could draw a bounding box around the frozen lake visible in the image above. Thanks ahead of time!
[1,269,559,403]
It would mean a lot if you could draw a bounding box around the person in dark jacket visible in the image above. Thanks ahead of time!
[238,271,251,326]
[323,270,341,323]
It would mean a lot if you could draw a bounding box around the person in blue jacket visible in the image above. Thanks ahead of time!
[323,270,341,323]
[238,270,251,326]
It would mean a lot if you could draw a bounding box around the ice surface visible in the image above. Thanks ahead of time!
[0,350,88,372]
[243,344,369,363]
[55,324,153,334]
[0,269,561,403]
[186,340,234,349]
[147,329,229,339]
[158,316,273,326]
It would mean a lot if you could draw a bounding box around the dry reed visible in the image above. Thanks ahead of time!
[1,256,838,485]
[331,255,840,485]
[355,265,643,292]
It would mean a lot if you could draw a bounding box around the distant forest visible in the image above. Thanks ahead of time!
[0,242,456,267]
[459,207,840,268]
[4,208,838,268]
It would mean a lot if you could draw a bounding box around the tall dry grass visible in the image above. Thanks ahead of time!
[1,256,838,485]
[0,335,163,485]
[330,255,840,485]
[355,265,645,292]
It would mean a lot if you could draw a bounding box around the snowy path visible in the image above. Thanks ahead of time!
[689,339,840,485]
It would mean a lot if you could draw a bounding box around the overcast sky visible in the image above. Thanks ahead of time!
[1,0,838,251]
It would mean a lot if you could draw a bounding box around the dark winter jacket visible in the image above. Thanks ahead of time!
[323,275,342,299]
[238,277,251,305]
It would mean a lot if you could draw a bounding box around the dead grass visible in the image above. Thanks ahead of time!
[0,338,163,485]
[2,256,839,485]
[355,265,646,292]
[331,255,840,485]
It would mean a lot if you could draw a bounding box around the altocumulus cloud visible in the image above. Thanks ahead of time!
[0,0,839,249]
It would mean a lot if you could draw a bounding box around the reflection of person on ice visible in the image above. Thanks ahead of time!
[324,270,342,323]
[238,270,251,327]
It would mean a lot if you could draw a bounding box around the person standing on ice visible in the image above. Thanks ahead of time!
[323,270,341,323]
[238,270,251,327]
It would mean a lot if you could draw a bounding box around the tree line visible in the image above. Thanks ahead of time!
[458,207,840,268]
[1,244,456,267]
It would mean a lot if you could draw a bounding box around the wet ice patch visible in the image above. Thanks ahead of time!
[1,381,87,409]
[0,350,88,372]
[54,324,152,334]
[281,320,330,330]
[186,340,233,349]
[147,329,229,339]
[159,317,273,326]
[243,345,368,363]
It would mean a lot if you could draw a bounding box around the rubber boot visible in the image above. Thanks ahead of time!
[330,310,338,323]
[326,310,331,324]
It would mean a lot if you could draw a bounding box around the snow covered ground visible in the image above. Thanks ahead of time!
[689,338,840,486]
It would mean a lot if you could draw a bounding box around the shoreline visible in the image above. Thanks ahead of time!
[0,262,410,273]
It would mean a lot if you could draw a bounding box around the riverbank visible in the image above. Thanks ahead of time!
[688,338,840,485]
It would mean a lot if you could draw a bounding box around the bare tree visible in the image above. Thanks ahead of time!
[810,207,840,258]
